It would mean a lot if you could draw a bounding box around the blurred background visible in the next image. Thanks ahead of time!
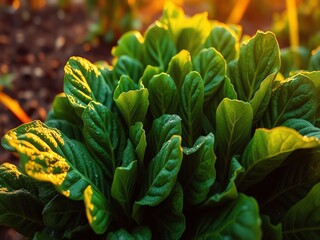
[0,0,319,239]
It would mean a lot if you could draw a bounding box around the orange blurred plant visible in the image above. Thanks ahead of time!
[0,74,31,123]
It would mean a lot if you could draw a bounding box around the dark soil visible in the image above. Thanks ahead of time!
[0,3,114,165]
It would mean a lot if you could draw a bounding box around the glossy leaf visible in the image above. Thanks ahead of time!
[114,77,149,126]
[148,73,179,118]
[42,194,87,231]
[45,119,83,142]
[193,47,226,102]
[64,56,113,114]
[108,226,152,240]
[176,12,211,55]
[205,157,244,206]
[228,31,280,101]
[250,73,276,122]
[180,71,204,146]
[112,31,144,61]
[135,136,183,207]
[129,122,147,167]
[139,65,161,88]
[258,150,320,223]
[203,76,237,134]
[0,163,43,237]
[282,183,320,239]
[113,56,144,83]
[203,25,239,62]
[239,127,320,189]
[195,194,262,240]
[147,183,185,240]
[82,101,125,179]
[143,22,176,70]
[262,74,317,128]
[216,99,253,173]
[159,2,185,42]
[46,93,82,125]
[167,50,192,90]
[280,47,310,77]
[180,133,216,205]
[1,121,110,234]
[111,161,138,216]
[282,118,320,138]
[148,114,182,155]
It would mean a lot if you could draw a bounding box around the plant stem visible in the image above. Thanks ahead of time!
[0,91,31,123]
[286,0,299,47]
[226,0,251,24]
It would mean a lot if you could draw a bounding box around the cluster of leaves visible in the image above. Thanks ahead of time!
[1,3,320,239]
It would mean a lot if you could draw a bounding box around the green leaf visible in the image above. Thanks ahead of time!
[111,161,138,216]
[203,76,237,134]
[195,194,262,240]
[114,75,138,96]
[45,120,83,142]
[261,215,282,240]
[143,22,176,70]
[239,127,320,190]
[83,185,110,234]
[95,60,116,91]
[134,135,183,208]
[250,73,276,123]
[215,99,253,177]
[176,12,211,56]
[131,226,152,240]
[107,226,152,240]
[140,65,161,89]
[42,194,87,231]
[159,2,185,42]
[0,163,43,237]
[204,157,244,206]
[280,47,310,77]
[148,73,179,118]
[193,47,226,102]
[283,118,320,138]
[282,183,320,239]
[299,71,320,127]
[261,74,317,128]
[107,228,135,240]
[146,183,185,240]
[203,25,239,62]
[148,114,182,155]
[121,139,136,168]
[113,56,144,83]
[167,50,192,90]
[180,133,216,206]
[257,149,320,223]
[129,122,147,168]
[1,121,110,234]
[112,31,144,61]
[46,93,82,125]
[309,47,320,71]
[114,77,149,126]
[82,101,125,180]
[228,31,280,102]
[180,71,204,146]
[64,56,113,115]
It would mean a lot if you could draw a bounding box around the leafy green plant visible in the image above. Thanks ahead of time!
[1,3,320,239]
